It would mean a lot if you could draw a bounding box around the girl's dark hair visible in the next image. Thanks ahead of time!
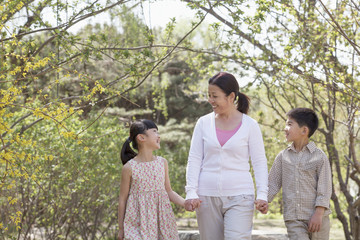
[120,119,158,165]
[208,72,250,114]
[286,108,319,138]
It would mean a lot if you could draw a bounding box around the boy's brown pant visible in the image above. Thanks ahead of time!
[285,216,330,240]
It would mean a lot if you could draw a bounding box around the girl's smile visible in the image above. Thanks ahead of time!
[143,128,161,150]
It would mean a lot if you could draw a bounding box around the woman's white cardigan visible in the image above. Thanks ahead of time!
[185,112,268,201]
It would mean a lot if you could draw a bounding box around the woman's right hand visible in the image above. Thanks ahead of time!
[185,199,201,211]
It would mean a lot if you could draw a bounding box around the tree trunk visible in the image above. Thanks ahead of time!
[323,130,352,240]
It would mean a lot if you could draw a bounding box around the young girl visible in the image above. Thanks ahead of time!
[118,119,185,240]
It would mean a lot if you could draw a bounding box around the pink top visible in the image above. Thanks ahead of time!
[216,122,242,146]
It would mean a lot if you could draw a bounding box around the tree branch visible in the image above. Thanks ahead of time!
[318,0,360,55]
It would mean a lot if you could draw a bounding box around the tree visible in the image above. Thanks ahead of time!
[183,0,359,239]
[1,0,209,238]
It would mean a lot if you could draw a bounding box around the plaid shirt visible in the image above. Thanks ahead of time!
[268,142,332,221]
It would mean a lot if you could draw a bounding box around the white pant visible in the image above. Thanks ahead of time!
[196,195,255,240]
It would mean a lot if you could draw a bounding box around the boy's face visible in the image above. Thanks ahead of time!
[284,117,308,142]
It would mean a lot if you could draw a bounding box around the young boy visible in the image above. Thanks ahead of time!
[267,108,332,240]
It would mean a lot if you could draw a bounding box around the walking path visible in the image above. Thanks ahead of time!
[177,218,288,240]
[177,218,345,240]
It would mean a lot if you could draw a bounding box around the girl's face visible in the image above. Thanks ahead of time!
[139,128,160,150]
[208,84,234,114]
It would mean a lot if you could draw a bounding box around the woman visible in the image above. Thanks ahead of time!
[185,72,268,240]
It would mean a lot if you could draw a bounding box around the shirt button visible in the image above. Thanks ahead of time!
[298,204,300,207]
[296,191,299,194]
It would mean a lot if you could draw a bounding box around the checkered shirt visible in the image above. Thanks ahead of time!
[268,141,332,221]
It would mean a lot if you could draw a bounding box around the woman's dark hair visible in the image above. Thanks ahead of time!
[120,119,158,165]
[286,108,319,138]
[208,72,250,114]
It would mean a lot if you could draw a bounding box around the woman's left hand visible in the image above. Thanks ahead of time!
[255,199,268,214]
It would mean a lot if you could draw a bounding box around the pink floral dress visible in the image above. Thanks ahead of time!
[124,156,179,240]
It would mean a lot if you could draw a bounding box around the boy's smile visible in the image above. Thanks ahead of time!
[284,117,306,143]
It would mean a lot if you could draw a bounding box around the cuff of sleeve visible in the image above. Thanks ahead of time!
[315,196,330,210]
[315,201,330,210]
[185,189,199,200]
[256,192,268,202]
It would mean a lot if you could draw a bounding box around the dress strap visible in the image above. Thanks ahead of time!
[156,156,165,164]
[128,159,136,168]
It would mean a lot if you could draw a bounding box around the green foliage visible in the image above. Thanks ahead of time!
[182,0,360,238]
[2,0,359,239]
[0,0,197,238]
[1,0,216,237]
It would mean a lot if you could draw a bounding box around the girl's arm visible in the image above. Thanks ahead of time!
[118,163,132,240]
[164,159,185,207]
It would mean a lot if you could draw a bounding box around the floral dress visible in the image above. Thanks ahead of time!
[124,156,179,240]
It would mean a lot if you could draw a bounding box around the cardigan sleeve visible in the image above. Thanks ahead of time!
[248,120,268,201]
[185,118,204,200]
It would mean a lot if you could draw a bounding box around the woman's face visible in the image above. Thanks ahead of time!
[208,84,234,114]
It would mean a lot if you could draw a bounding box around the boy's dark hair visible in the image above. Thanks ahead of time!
[286,108,319,138]
[120,119,158,165]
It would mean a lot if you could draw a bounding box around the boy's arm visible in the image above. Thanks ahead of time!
[268,152,283,203]
[308,153,332,233]
[315,153,332,209]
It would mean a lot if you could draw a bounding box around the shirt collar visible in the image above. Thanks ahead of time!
[287,141,317,153]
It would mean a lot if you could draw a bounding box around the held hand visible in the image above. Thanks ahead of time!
[255,200,268,214]
[308,208,325,232]
[185,199,194,211]
[192,198,201,209]
[185,199,201,211]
